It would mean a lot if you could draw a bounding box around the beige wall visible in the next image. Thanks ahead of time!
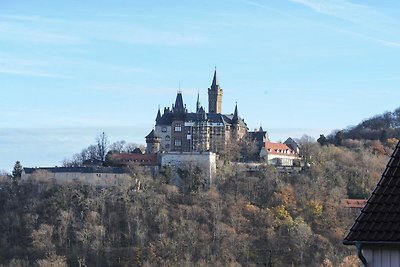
[161,152,217,187]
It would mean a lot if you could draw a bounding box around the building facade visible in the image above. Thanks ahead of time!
[154,70,248,153]
[160,151,217,188]
[22,167,132,186]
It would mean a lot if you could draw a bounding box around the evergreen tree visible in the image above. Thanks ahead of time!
[12,161,23,181]
[317,134,328,146]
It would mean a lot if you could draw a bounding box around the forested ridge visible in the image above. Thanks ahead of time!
[321,107,400,146]
[0,138,390,266]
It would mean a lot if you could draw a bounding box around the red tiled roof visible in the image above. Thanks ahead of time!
[110,153,158,166]
[341,199,367,209]
[344,141,400,244]
[264,142,297,156]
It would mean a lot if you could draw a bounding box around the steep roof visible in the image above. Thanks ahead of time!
[173,92,185,113]
[110,153,158,166]
[231,103,239,124]
[145,129,160,139]
[211,69,219,88]
[265,142,297,156]
[344,141,400,244]
[156,108,162,123]
[248,130,267,143]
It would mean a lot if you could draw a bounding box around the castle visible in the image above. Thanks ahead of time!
[150,70,248,153]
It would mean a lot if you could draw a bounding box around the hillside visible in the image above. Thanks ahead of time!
[0,140,389,266]
[325,107,400,145]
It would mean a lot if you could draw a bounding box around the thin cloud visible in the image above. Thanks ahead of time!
[0,67,74,79]
[244,0,400,49]
[85,83,198,96]
[0,22,82,44]
[326,25,400,48]
[290,0,397,32]
[1,13,207,46]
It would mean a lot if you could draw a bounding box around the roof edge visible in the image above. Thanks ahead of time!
[344,240,400,246]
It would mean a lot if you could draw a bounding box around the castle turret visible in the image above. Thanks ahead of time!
[208,69,223,113]
[173,91,185,114]
[155,107,162,125]
[232,103,239,124]
[145,129,161,153]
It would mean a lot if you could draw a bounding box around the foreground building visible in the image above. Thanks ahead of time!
[344,141,400,266]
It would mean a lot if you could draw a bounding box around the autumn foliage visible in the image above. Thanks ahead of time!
[0,141,389,266]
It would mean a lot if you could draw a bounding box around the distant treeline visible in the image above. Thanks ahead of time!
[315,107,400,152]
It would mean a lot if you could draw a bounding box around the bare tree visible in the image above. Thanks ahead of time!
[96,132,109,161]
[109,140,126,153]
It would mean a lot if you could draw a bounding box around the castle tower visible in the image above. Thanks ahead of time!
[145,129,161,153]
[208,69,223,113]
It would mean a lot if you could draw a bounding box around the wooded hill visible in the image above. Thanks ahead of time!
[323,107,400,146]
[0,139,389,266]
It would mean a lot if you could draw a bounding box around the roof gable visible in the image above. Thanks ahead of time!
[264,142,297,155]
[344,141,400,244]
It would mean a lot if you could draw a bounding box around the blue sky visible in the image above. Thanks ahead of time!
[1,0,400,172]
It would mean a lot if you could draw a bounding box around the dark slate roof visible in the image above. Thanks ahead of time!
[23,167,129,174]
[145,129,160,139]
[110,153,158,166]
[82,159,104,166]
[223,114,247,128]
[132,147,144,154]
[211,69,219,88]
[156,100,247,128]
[173,92,185,114]
[157,112,174,125]
[186,112,208,122]
[248,130,267,142]
[344,141,400,244]
[155,108,162,123]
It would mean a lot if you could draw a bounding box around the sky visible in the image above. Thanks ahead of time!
[1,0,400,172]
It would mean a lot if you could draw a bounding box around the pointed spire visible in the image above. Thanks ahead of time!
[232,102,239,124]
[155,106,162,124]
[174,92,185,114]
[196,89,201,112]
[259,124,263,132]
[211,67,219,88]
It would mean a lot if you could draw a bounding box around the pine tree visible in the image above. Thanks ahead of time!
[12,161,23,181]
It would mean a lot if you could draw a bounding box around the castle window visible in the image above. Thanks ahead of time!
[165,135,170,141]
[165,144,170,149]
[175,124,182,132]
[162,127,167,132]
[174,139,182,147]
